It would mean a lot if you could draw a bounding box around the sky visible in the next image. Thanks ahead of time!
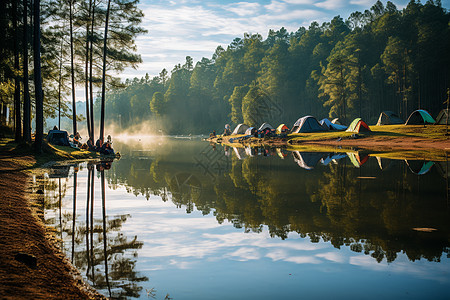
[120,0,450,80]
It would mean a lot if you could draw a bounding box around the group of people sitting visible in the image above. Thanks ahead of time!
[81,134,115,155]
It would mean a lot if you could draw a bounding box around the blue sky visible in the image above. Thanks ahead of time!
[122,0,450,79]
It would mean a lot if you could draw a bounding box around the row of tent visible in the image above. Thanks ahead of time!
[375,109,450,125]
[231,116,370,135]
[229,109,449,136]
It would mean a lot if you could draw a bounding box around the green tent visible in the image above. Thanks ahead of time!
[405,109,435,125]
[346,118,371,133]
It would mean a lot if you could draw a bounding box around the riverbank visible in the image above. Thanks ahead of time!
[209,125,450,160]
[0,139,105,299]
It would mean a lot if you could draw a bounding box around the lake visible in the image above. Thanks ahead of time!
[40,137,450,299]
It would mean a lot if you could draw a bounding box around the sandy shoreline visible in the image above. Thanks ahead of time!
[0,153,105,299]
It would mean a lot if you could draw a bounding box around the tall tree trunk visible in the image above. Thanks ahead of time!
[99,0,111,144]
[84,0,92,140]
[89,0,96,142]
[69,0,77,135]
[13,0,22,142]
[33,0,44,153]
[57,35,64,129]
[23,0,31,142]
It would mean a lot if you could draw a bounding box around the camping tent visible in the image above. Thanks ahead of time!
[331,118,341,125]
[232,123,250,135]
[258,123,274,131]
[376,111,404,125]
[405,160,434,175]
[320,153,347,165]
[233,147,247,160]
[347,152,369,167]
[435,109,450,124]
[319,118,347,131]
[276,148,288,159]
[405,109,435,125]
[292,151,324,170]
[47,129,70,146]
[291,116,325,133]
[275,124,289,134]
[245,127,256,136]
[346,118,371,133]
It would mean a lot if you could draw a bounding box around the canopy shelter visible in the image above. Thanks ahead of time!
[405,160,434,175]
[292,151,325,170]
[320,118,347,131]
[291,116,326,133]
[347,152,369,168]
[376,111,404,125]
[405,109,435,125]
[47,129,70,146]
[245,127,256,136]
[275,124,289,134]
[346,118,371,133]
[434,109,450,124]
[232,123,250,135]
[258,123,274,131]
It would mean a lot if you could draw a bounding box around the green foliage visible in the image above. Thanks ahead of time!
[99,0,449,134]
[150,92,164,115]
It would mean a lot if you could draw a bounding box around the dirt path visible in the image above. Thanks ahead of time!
[0,153,104,299]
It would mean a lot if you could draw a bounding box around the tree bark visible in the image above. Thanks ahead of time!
[84,0,92,140]
[69,0,77,135]
[99,0,111,143]
[89,0,96,142]
[13,0,22,142]
[23,0,31,142]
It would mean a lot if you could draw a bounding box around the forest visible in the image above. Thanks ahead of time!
[100,0,450,134]
[0,0,449,137]
[0,0,145,148]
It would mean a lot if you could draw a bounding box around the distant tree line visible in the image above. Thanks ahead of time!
[0,0,145,149]
[103,0,449,134]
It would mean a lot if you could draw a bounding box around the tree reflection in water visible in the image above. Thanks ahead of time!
[43,161,148,299]
[105,140,450,264]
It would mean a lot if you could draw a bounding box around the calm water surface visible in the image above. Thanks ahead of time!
[41,137,450,299]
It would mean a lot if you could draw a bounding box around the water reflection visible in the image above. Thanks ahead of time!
[42,161,148,299]
[40,139,450,299]
[106,141,450,264]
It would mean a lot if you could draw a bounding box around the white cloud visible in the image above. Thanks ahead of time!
[285,256,322,264]
[222,2,262,16]
[349,0,375,6]
[315,0,348,10]
[227,247,262,261]
[264,1,287,13]
[283,0,315,4]
[316,252,346,263]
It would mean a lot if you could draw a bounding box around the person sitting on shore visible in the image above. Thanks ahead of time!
[73,132,81,146]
